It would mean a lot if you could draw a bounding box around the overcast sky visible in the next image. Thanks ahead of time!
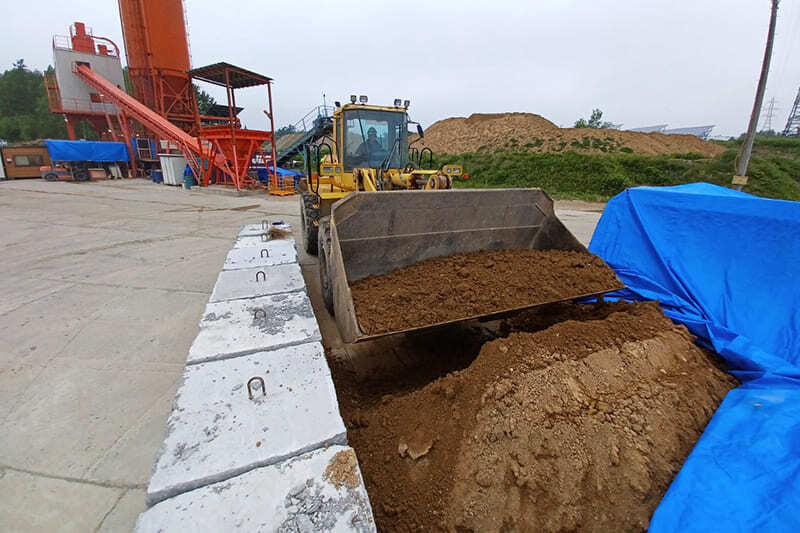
[3,0,800,137]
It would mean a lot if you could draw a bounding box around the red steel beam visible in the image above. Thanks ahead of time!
[75,63,201,153]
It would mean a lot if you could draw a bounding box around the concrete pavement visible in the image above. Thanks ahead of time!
[0,179,305,532]
[0,179,603,532]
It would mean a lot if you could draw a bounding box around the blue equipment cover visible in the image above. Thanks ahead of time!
[589,183,800,532]
[45,139,130,163]
[256,165,302,183]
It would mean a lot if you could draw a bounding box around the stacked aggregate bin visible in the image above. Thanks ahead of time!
[135,224,376,532]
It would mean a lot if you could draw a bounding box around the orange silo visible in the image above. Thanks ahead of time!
[117,0,198,133]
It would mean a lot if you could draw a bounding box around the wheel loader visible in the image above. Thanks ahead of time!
[298,97,463,254]
[299,97,623,343]
[298,97,463,305]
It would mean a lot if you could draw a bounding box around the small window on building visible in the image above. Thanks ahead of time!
[14,154,44,166]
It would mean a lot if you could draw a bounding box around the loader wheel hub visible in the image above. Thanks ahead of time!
[426,174,452,190]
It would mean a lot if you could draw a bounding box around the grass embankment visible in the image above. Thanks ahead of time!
[437,137,800,202]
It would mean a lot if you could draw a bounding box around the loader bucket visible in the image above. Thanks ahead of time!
[328,188,622,343]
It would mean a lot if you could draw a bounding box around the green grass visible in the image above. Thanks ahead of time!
[436,137,800,202]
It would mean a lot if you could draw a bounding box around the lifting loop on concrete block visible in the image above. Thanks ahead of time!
[253,308,267,320]
[260,249,269,258]
[261,233,269,242]
[255,270,267,282]
[261,219,269,230]
[247,376,266,400]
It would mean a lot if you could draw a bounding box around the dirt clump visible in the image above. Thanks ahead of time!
[416,112,724,157]
[268,226,292,239]
[324,448,360,489]
[350,249,623,335]
[333,301,737,532]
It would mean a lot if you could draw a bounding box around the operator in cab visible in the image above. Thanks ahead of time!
[355,127,384,163]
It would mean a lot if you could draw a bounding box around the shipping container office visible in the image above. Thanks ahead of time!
[1,142,52,179]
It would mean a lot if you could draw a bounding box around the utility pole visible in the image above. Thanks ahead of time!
[734,0,779,191]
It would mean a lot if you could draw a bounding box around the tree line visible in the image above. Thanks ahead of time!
[0,59,218,144]
[0,60,68,142]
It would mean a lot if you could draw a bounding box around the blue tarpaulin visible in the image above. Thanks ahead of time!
[589,183,800,532]
[45,139,129,163]
[255,165,302,184]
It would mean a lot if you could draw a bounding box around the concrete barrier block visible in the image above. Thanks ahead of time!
[146,342,346,505]
[223,240,297,271]
[238,222,293,238]
[235,234,295,249]
[136,445,375,532]
[210,263,305,303]
[188,292,321,364]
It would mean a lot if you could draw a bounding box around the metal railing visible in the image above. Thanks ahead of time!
[57,97,119,115]
[51,33,120,57]
[283,105,335,135]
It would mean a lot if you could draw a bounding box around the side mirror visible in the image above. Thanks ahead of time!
[417,124,424,138]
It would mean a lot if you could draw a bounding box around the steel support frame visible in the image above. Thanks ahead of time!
[266,81,278,194]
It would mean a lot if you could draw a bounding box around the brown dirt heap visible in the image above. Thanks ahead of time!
[350,249,623,335]
[416,112,724,156]
[334,301,737,532]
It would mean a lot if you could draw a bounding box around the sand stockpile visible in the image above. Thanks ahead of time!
[416,112,724,157]
[332,301,737,532]
[350,249,623,335]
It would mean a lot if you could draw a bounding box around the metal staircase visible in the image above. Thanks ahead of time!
[275,105,334,165]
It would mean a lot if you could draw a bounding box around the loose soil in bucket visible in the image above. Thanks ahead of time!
[349,249,624,335]
[328,301,737,532]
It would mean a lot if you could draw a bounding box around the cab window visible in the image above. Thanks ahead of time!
[343,109,408,170]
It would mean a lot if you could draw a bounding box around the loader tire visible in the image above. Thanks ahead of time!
[318,216,335,316]
[300,192,319,256]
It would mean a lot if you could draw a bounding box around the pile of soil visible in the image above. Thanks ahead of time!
[415,112,724,157]
[331,301,737,532]
[350,249,623,335]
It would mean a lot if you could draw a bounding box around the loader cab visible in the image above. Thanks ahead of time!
[335,105,409,171]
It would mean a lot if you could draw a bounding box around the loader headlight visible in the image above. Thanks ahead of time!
[442,164,462,175]
[394,98,402,107]
[359,95,368,104]
[350,95,357,104]
[403,99,410,108]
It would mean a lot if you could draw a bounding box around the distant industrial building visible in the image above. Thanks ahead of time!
[627,124,715,140]
[628,125,668,134]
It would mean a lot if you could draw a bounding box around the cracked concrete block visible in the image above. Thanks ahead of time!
[187,292,321,365]
[238,222,293,238]
[146,342,347,505]
[234,234,295,249]
[210,263,305,303]
[136,445,375,532]
[223,240,297,271]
